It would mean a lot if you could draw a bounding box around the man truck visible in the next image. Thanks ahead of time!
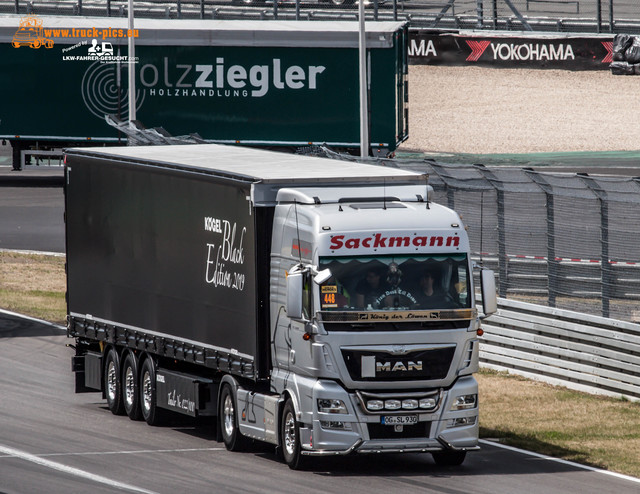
[65,144,496,469]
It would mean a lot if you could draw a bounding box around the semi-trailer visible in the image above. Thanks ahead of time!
[0,16,408,168]
[65,144,496,469]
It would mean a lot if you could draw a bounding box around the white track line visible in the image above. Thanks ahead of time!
[0,444,159,494]
[480,439,640,484]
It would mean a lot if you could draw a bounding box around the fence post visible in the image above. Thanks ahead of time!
[476,0,484,29]
[578,173,611,318]
[474,165,507,298]
[525,170,557,308]
[609,0,614,32]
[492,0,497,29]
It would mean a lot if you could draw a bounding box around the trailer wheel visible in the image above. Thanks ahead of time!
[122,351,142,421]
[281,399,306,470]
[139,357,166,426]
[432,450,467,466]
[219,384,247,451]
[104,348,125,415]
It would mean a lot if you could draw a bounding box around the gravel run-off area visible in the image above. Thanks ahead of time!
[400,65,640,155]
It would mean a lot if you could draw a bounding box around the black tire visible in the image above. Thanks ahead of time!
[104,348,125,415]
[432,450,467,466]
[139,357,167,426]
[219,384,247,451]
[121,351,142,421]
[281,399,306,470]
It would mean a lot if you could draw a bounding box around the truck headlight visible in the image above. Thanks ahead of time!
[366,400,384,411]
[451,394,477,410]
[449,416,477,427]
[317,399,348,414]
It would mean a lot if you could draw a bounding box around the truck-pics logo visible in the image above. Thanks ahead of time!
[12,16,54,49]
[141,57,326,99]
[204,216,247,290]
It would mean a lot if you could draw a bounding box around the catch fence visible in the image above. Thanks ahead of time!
[1,0,640,33]
[390,159,640,323]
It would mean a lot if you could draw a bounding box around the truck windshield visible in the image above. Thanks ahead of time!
[318,254,470,311]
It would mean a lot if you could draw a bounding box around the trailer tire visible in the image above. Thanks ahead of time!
[122,351,142,421]
[139,357,167,426]
[281,399,306,470]
[104,348,125,416]
[219,384,248,451]
[432,450,467,466]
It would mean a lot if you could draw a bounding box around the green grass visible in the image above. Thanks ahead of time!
[478,369,640,478]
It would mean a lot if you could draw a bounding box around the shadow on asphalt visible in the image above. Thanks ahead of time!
[0,311,65,338]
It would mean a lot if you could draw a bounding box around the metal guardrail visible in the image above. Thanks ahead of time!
[1,0,640,33]
[479,297,640,402]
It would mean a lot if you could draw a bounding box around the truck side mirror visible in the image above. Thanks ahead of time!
[480,269,497,316]
[286,269,304,320]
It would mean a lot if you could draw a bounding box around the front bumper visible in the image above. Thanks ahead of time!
[299,375,480,456]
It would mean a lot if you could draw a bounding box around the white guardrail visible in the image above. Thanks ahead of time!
[479,298,640,402]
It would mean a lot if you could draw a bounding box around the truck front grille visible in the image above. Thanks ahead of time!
[341,347,455,382]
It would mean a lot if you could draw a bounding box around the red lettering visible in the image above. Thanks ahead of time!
[373,233,387,248]
[345,238,360,249]
[446,236,460,247]
[413,236,428,247]
[430,236,444,247]
[389,236,410,247]
[362,238,372,248]
[330,235,344,249]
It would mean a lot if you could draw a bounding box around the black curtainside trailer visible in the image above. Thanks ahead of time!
[66,151,274,407]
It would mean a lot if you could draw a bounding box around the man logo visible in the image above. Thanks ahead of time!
[376,361,423,373]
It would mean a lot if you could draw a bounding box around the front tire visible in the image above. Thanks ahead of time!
[122,351,142,421]
[219,384,247,451]
[432,450,467,466]
[104,348,125,415]
[281,399,306,470]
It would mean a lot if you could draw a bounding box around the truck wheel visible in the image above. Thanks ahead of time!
[122,351,142,421]
[104,348,125,415]
[432,450,467,466]
[219,384,247,451]
[139,357,166,426]
[281,399,306,470]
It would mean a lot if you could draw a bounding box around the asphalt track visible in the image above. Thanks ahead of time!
[1,310,640,494]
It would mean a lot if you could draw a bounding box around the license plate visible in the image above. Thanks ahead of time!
[381,415,418,425]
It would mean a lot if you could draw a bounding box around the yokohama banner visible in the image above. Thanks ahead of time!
[408,30,614,70]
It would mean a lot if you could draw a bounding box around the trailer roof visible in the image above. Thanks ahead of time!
[66,144,425,185]
[0,16,405,47]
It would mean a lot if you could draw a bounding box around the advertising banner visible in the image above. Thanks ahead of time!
[408,30,614,70]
